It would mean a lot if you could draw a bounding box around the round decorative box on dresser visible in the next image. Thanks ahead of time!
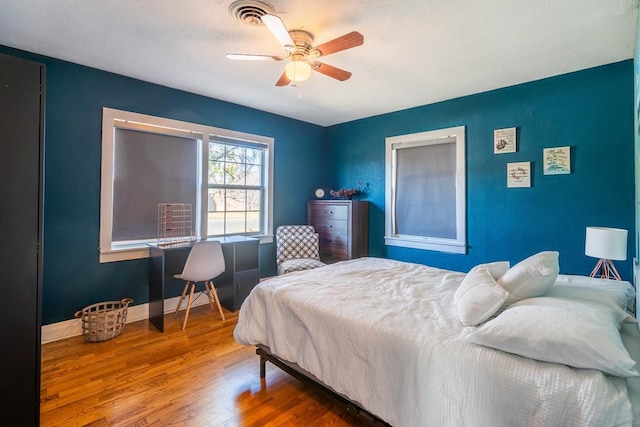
[307,200,369,263]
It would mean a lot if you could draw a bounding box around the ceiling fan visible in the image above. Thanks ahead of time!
[226,13,364,86]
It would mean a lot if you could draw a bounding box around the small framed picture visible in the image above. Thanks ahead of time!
[507,161,531,188]
[494,127,516,154]
[543,146,571,175]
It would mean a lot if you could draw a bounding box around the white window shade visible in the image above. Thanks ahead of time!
[395,139,457,239]
[113,128,198,242]
[385,126,466,254]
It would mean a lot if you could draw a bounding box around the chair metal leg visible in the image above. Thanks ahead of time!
[182,283,196,330]
[208,280,226,321]
[174,282,190,318]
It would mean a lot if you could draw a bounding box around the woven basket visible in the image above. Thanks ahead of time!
[74,298,133,342]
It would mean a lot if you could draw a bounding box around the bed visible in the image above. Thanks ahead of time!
[234,254,640,427]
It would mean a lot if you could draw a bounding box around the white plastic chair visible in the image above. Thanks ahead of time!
[173,241,226,329]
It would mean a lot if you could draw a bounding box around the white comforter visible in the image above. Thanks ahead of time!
[234,257,633,427]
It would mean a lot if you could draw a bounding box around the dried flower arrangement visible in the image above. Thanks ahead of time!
[329,182,368,200]
[329,188,358,199]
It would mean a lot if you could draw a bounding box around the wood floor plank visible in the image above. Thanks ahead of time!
[41,305,365,426]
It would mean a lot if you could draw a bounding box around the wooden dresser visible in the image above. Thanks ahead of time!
[307,200,369,263]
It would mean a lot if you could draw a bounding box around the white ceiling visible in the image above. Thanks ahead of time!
[0,0,638,126]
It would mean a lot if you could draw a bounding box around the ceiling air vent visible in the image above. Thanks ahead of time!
[228,0,275,27]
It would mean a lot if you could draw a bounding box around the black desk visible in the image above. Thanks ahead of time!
[148,236,260,332]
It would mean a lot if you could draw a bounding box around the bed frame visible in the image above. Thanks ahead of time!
[256,345,390,426]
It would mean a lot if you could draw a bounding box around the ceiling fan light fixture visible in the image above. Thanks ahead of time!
[285,60,311,82]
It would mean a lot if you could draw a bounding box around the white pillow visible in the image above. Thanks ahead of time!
[454,261,510,305]
[467,297,639,378]
[484,261,511,280]
[548,274,635,313]
[497,251,559,305]
[454,264,509,326]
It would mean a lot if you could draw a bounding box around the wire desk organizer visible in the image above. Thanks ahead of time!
[157,203,196,247]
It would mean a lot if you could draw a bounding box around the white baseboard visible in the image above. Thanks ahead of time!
[41,295,212,344]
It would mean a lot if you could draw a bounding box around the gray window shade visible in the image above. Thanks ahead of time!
[113,128,198,241]
[395,140,456,239]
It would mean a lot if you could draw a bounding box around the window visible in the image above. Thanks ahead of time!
[100,108,273,262]
[385,126,466,254]
[207,138,265,236]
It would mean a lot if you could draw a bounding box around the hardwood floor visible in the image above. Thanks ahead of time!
[40,305,366,426]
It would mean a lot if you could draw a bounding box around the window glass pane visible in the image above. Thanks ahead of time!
[225,163,246,186]
[246,147,262,166]
[247,190,261,211]
[224,145,238,162]
[208,143,224,185]
[246,211,260,232]
[208,188,225,212]
[226,211,247,234]
[226,189,246,212]
[208,212,225,236]
[246,164,261,186]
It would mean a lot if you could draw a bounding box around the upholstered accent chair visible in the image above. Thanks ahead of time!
[276,225,327,275]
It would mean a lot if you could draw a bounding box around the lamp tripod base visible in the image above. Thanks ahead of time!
[589,258,622,281]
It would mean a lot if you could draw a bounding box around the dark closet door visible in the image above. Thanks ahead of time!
[0,53,45,425]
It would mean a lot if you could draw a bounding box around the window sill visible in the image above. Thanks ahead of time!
[385,235,467,255]
[100,234,273,263]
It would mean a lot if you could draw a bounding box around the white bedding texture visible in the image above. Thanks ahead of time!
[234,256,638,427]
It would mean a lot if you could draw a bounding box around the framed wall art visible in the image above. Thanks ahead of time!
[494,127,516,154]
[507,161,531,188]
[543,146,571,175]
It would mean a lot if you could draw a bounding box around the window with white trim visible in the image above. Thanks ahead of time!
[385,126,466,254]
[207,138,265,236]
[100,108,273,262]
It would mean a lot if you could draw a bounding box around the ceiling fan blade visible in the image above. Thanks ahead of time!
[261,14,295,49]
[275,71,291,86]
[312,31,364,57]
[226,53,284,61]
[313,62,352,81]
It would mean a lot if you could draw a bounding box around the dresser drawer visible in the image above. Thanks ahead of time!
[314,219,348,235]
[318,230,347,248]
[309,204,348,221]
[319,241,348,260]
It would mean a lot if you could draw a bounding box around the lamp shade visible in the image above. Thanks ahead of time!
[585,227,627,261]
[285,60,311,82]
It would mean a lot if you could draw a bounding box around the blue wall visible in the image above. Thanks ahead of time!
[0,46,326,324]
[327,61,635,279]
[2,43,634,325]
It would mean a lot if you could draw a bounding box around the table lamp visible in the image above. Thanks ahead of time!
[584,226,627,280]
